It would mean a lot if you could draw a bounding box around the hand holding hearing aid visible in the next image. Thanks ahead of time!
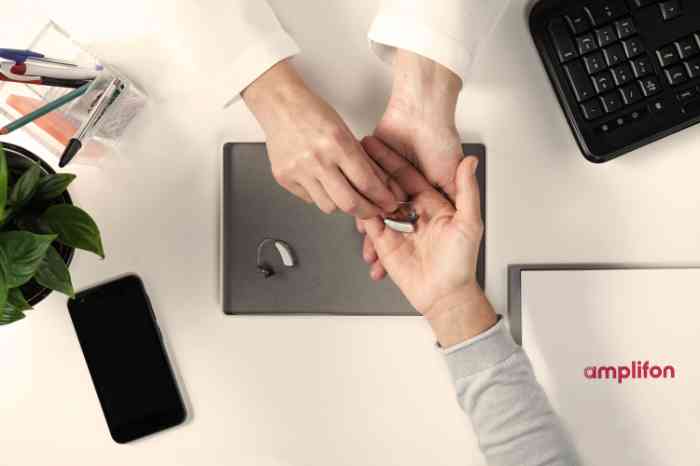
[358,136,496,344]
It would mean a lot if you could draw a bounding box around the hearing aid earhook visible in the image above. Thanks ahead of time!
[256,238,297,278]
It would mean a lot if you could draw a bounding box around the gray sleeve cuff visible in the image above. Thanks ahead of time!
[441,317,520,381]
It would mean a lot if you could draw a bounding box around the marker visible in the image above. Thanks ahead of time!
[0,83,90,135]
[59,78,125,167]
[0,48,77,67]
[0,70,90,89]
[8,62,100,81]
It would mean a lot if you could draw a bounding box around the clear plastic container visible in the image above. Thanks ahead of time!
[0,21,147,165]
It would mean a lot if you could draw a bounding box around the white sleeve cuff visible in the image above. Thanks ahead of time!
[220,29,300,108]
[368,14,474,83]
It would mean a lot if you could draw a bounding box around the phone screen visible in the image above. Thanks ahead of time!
[68,275,185,443]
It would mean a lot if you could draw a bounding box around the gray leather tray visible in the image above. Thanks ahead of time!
[222,143,485,315]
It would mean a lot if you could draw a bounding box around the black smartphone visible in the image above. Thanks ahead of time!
[68,274,186,443]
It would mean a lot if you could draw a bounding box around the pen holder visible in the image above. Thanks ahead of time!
[0,21,147,166]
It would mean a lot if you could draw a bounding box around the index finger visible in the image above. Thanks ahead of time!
[361,136,433,196]
[339,144,399,213]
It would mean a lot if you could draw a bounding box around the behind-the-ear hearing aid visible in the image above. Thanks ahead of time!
[256,238,297,278]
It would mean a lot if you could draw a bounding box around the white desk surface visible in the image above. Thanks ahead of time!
[2,1,700,465]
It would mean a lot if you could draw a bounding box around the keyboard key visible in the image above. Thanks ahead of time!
[612,63,634,85]
[631,0,656,6]
[604,43,626,66]
[623,37,645,58]
[677,87,698,102]
[566,8,592,34]
[598,121,613,133]
[657,45,681,67]
[649,97,669,113]
[586,1,627,26]
[683,98,700,116]
[631,56,653,77]
[601,91,624,113]
[659,0,681,21]
[676,37,700,59]
[584,51,608,74]
[685,57,700,78]
[615,18,636,39]
[549,18,578,62]
[578,33,599,54]
[620,82,643,104]
[665,65,687,85]
[581,99,604,120]
[640,76,662,96]
[628,108,647,122]
[592,70,615,93]
[596,26,617,47]
[565,60,596,101]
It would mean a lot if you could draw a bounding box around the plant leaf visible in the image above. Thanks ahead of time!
[0,231,57,287]
[35,246,74,297]
[0,246,8,312]
[8,287,31,311]
[34,174,76,201]
[0,144,7,220]
[14,212,52,234]
[42,205,104,258]
[9,163,41,209]
[0,288,31,325]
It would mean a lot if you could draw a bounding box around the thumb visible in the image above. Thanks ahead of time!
[455,156,482,225]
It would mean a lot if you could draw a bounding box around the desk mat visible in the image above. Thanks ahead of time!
[222,143,486,315]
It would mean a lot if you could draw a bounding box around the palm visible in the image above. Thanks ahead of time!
[375,106,463,200]
[359,137,483,315]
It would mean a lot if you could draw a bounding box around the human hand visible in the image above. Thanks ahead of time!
[358,49,464,277]
[242,60,399,218]
[376,49,464,199]
[359,137,497,347]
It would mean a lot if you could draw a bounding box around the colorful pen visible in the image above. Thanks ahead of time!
[0,83,91,136]
[8,62,100,81]
[59,77,125,167]
[0,69,90,89]
[0,48,77,67]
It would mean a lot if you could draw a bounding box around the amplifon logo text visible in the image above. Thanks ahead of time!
[584,361,676,384]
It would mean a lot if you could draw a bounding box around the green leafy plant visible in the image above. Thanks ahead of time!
[0,143,104,325]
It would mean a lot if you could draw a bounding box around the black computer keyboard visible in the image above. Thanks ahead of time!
[530,0,700,162]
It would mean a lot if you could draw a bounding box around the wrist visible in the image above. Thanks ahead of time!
[242,59,312,131]
[425,283,499,348]
[389,49,461,121]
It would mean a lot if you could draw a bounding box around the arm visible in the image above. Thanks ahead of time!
[358,138,579,466]
[46,0,300,106]
[52,0,400,218]
[432,290,580,466]
[368,0,507,83]
[356,0,507,229]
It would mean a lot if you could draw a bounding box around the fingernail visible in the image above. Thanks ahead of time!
[471,157,479,174]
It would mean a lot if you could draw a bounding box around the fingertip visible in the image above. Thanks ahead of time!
[466,156,479,174]
[370,262,386,281]
[360,135,380,154]
[363,216,385,239]
[457,156,477,187]
[362,236,377,263]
